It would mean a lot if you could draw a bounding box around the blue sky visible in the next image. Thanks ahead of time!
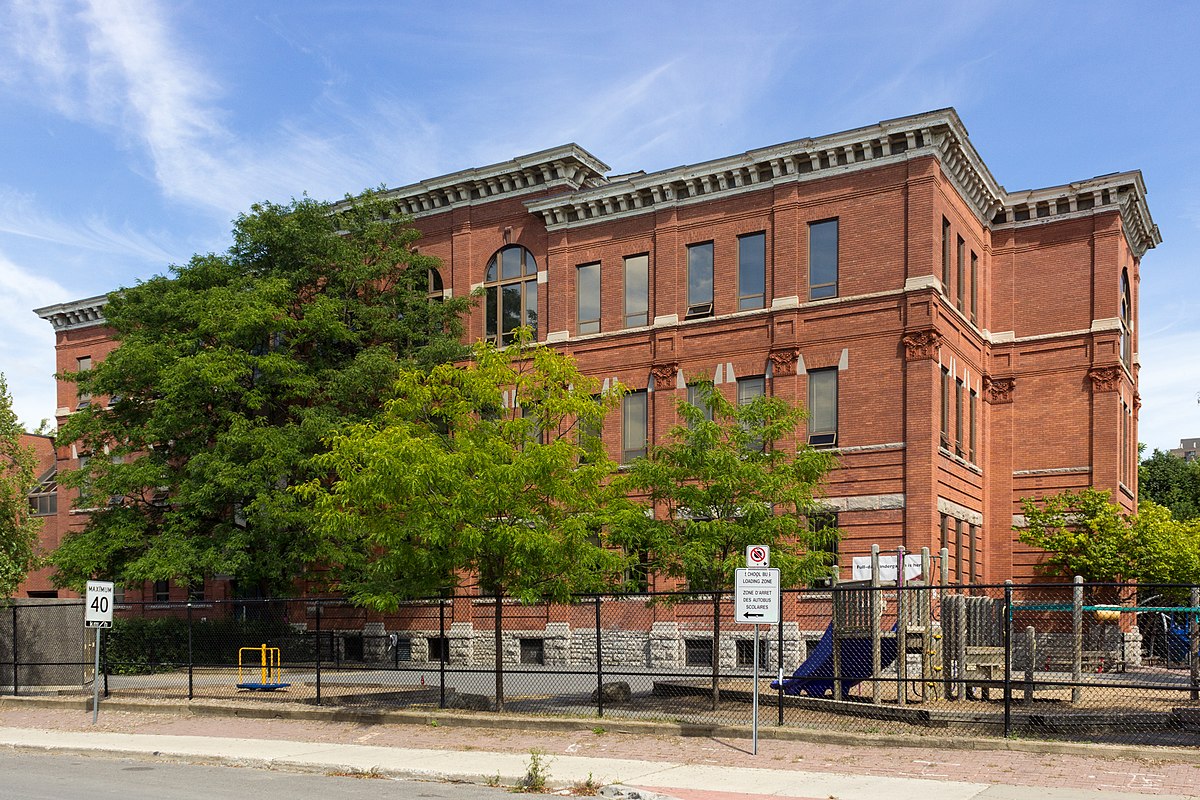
[0,1,1196,451]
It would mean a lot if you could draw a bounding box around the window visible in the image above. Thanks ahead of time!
[153,580,170,602]
[686,382,714,426]
[484,245,538,344]
[686,242,714,318]
[685,638,713,667]
[969,251,978,324]
[807,511,839,588]
[188,581,206,602]
[809,219,838,299]
[576,262,601,335]
[427,269,445,302]
[956,236,965,312]
[807,368,837,447]
[940,368,951,450]
[1119,269,1132,367]
[427,636,449,663]
[941,218,951,295]
[622,390,648,462]
[76,355,92,409]
[624,254,649,328]
[969,388,978,463]
[955,378,964,456]
[520,638,545,665]
[28,467,57,516]
[737,376,765,406]
[955,518,966,583]
[736,638,769,668]
[968,524,978,583]
[738,232,766,310]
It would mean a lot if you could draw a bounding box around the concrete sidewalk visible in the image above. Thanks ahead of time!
[0,727,1193,800]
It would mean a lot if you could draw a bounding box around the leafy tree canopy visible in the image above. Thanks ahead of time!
[0,374,43,598]
[1018,488,1200,585]
[615,381,839,593]
[300,330,631,711]
[1139,448,1200,521]
[52,194,468,595]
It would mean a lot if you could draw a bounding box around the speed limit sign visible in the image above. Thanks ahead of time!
[84,580,114,629]
[745,545,770,568]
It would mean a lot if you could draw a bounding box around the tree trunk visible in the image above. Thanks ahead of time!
[711,590,721,710]
[494,591,505,712]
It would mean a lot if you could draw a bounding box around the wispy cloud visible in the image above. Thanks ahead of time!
[0,252,70,429]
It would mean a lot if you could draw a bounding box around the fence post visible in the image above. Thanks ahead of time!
[438,596,446,709]
[1191,587,1199,702]
[314,600,322,707]
[1071,576,1082,704]
[187,602,194,701]
[1003,580,1012,738]
[11,605,17,696]
[870,545,881,705]
[777,588,784,726]
[595,595,603,718]
[1024,626,1036,705]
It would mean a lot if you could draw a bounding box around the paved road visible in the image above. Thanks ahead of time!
[0,749,520,800]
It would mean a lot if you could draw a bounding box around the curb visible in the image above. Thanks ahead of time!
[3,694,1199,766]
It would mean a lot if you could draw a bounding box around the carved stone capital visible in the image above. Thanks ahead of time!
[983,375,1015,405]
[1088,366,1123,393]
[768,348,800,377]
[1133,392,1141,411]
[901,329,942,361]
[649,362,679,387]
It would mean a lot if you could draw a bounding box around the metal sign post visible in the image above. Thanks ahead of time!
[84,581,114,724]
[735,564,780,755]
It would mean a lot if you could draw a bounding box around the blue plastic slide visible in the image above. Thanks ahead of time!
[770,622,899,698]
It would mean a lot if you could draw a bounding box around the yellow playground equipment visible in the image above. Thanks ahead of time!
[237,644,290,691]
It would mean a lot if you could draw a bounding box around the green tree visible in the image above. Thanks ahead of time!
[0,374,43,597]
[1018,488,1200,585]
[52,194,469,596]
[1139,448,1200,521]
[614,382,838,707]
[300,330,630,711]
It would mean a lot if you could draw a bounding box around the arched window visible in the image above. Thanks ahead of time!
[1119,269,1132,366]
[427,269,444,302]
[484,245,538,344]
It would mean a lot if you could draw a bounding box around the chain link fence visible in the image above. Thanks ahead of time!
[2,583,1198,746]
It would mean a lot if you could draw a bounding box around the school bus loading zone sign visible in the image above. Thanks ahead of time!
[734,568,780,624]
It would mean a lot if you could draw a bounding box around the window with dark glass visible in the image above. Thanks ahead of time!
[736,638,769,668]
[686,242,714,318]
[738,232,766,311]
[484,245,538,344]
[969,251,978,324]
[28,467,57,516]
[624,254,649,328]
[576,262,601,335]
[969,388,978,462]
[808,219,838,299]
[807,511,839,588]
[154,580,170,602]
[940,368,951,450]
[956,236,965,312]
[807,368,837,447]
[941,217,951,295]
[1119,270,1132,366]
[427,269,444,302]
[622,390,648,462]
[76,355,92,409]
[955,377,964,456]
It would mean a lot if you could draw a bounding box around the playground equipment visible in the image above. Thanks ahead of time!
[773,545,936,704]
[237,644,290,691]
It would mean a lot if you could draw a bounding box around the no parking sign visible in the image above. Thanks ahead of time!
[745,544,770,567]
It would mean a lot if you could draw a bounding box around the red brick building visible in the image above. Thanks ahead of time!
[31,108,1160,596]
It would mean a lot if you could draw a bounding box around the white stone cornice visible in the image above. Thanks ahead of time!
[34,295,109,332]
[346,145,610,221]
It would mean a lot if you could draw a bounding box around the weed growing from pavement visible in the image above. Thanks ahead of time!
[512,748,551,793]
[591,727,606,735]
[569,773,601,796]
